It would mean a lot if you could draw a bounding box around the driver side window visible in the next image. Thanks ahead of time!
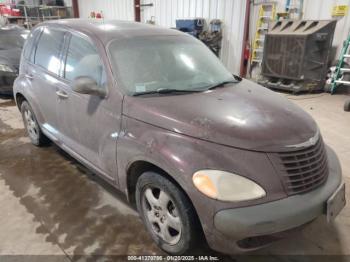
[64,34,106,87]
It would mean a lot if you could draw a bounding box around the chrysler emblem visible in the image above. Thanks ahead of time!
[286,130,319,148]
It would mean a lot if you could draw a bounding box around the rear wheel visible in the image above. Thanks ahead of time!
[21,101,49,146]
[136,172,200,255]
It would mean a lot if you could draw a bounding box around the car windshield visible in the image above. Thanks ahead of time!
[0,30,28,50]
[108,35,235,95]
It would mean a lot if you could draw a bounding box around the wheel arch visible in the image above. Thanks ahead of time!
[15,92,27,110]
[126,159,205,239]
[127,160,178,205]
[14,91,45,128]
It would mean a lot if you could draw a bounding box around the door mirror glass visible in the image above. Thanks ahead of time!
[73,76,106,97]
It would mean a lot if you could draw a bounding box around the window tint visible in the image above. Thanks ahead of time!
[35,28,65,75]
[65,34,105,86]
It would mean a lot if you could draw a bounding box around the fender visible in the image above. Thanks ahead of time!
[117,116,287,238]
[13,75,46,128]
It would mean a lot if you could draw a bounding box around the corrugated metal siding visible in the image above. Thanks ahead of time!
[78,0,134,20]
[141,0,246,74]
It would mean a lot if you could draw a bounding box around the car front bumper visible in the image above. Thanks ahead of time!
[207,146,343,254]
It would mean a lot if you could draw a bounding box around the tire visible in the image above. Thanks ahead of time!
[21,101,49,146]
[344,100,350,112]
[136,172,201,255]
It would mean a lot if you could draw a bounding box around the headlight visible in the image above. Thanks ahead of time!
[192,170,266,202]
[0,64,15,73]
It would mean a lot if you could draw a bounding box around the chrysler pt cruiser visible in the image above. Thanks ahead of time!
[14,19,345,255]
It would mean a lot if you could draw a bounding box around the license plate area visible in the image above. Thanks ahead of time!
[327,183,346,222]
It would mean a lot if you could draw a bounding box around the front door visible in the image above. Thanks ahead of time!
[57,32,122,182]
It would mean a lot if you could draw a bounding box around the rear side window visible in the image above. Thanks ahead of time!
[64,34,106,86]
[35,27,65,75]
[23,30,38,62]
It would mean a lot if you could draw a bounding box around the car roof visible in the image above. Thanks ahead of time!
[40,19,185,45]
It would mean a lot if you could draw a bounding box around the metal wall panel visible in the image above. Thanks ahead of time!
[141,0,247,74]
[78,0,134,20]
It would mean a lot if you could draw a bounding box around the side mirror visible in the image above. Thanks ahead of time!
[73,76,106,97]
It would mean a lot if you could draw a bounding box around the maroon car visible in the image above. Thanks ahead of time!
[14,19,346,255]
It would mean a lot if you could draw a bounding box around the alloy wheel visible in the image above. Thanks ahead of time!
[24,109,39,141]
[142,187,182,245]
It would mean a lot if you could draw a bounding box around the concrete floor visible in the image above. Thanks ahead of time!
[0,93,350,259]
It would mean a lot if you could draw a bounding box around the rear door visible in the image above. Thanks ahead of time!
[26,26,67,139]
[57,31,122,182]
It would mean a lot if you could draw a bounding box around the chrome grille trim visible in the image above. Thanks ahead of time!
[269,137,329,195]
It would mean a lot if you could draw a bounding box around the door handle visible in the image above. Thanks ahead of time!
[56,90,68,99]
[25,74,34,80]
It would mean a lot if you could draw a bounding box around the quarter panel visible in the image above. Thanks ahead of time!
[13,73,46,126]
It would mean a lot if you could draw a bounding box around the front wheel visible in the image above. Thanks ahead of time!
[136,172,201,255]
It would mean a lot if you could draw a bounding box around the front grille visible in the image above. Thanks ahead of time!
[269,137,329,195]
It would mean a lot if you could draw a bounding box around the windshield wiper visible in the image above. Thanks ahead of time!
[207,79,240,90]
[133,88,202,96]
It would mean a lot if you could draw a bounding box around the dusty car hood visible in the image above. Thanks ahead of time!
[123,79,318,152]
